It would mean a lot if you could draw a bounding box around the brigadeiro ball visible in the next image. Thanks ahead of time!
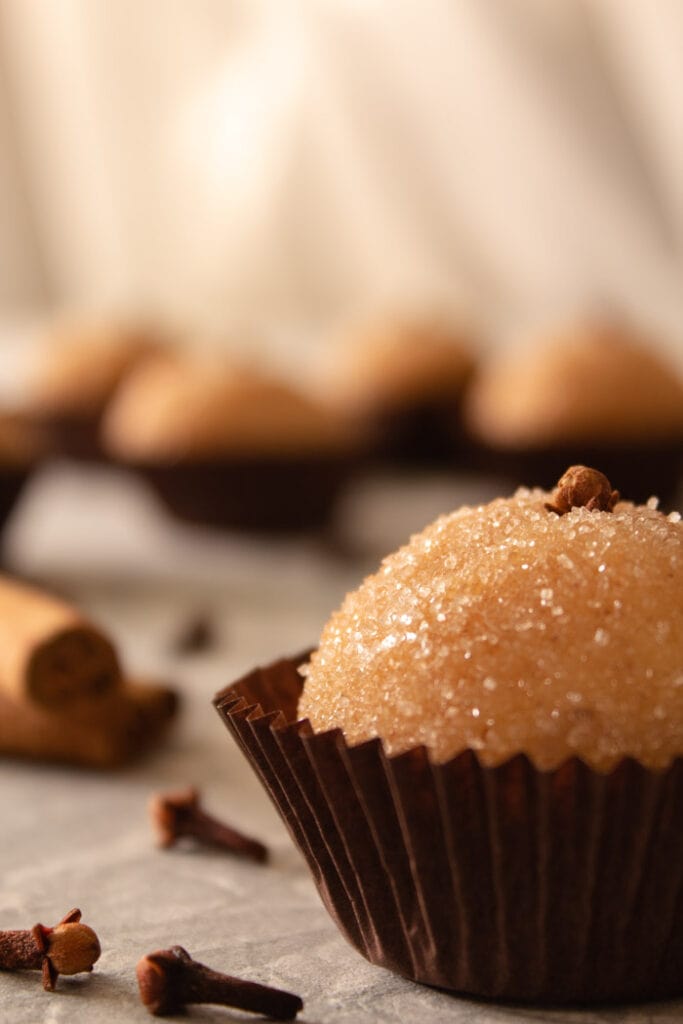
[318,313,477,467]
[103,352,362,533]
[300,464,682,772]
[216,466,683,1002]
[24,315,163,459]
[465,320,683,506]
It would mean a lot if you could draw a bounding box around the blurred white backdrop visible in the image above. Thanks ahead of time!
[1,0,683,360]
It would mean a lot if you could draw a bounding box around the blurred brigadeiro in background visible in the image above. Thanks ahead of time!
[1,2,683,528]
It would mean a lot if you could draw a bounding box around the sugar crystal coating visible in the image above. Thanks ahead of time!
[299,488,683,771]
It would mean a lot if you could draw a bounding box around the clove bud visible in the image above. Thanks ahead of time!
[150,786,268,862]
[136,945,303,1019]
[545,465,619,516]
[0,908,100,990]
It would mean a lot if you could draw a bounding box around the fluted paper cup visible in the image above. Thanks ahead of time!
[131,456,354,533]
[214,653,683,1004]
[0,467,32,537]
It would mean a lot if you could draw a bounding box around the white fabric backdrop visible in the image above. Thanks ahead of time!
[1,0,683,361]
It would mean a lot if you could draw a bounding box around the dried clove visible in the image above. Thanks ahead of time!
[149,786,268,862]
[172,612,216,656]
[545,465,619,516]
[136,946,303,1019]
[0,908,100,990]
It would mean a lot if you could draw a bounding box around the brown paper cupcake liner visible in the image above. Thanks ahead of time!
[214,653,683,1004]
[367,396,474,470]
[0,467,32,538]
[29,412,106,462]
[130,456,356,534]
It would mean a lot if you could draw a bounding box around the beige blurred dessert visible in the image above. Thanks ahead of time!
[318,313,477,465]
[467,320,683,447]
[464,319,683,504]
[24,316,164,457]
[103,352,356,460]
[102,352,361,531]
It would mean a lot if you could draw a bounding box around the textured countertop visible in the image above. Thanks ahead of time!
[0,462,680,1024]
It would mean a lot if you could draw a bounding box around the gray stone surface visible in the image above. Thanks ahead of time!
[0,464,681,1023]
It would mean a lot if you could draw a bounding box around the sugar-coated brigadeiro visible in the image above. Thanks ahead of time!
[27,318,161,419]
[103,353,356,460]
[320,314,475,415]
[465,321,683,447]
[300,469,683,771]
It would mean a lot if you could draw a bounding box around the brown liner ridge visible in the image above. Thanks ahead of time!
[367,395,473,469]
[29,412,106,462]
[214,653,683,1004]
[0,468,32,538]
[132,456,355,533]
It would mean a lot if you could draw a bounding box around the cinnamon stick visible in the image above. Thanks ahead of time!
[0,679,178,768]
[0,576,121,709]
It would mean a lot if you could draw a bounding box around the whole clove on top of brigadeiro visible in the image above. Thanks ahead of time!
[545,465,620,516]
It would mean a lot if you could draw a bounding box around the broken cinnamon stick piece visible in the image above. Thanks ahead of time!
[0,576,121,709]
[0,679,179,768]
